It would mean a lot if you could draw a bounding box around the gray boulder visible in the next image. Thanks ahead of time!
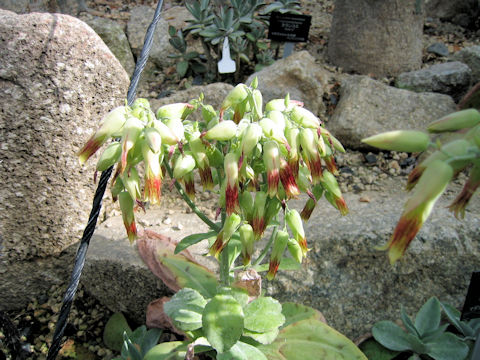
[0,0,87,15]
[395,61,472,101]
[246,51,331,116]
[79,177,480,338]
[425,0,478,27]
[84,15,135,76]
[328,75,457,150]
[0,9,129,310]
[453,46,480,85]
[127,5,171,70]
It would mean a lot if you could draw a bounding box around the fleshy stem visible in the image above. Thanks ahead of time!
[219,209,230,286]
[163,161,220,232]
[253,225,278,267]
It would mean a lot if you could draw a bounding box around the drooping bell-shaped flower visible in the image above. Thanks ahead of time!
[285,209,307,256]
[224,152,240,215]
[448,164,480,219]
[239,191,254,223]
[279,157,300,199]
[209,213,242,258]
[241,123,263,158]
[379,159,454,264]
[122,166,142,202]
[267,230,289,280]
[252,191,267,240]
[183,171,195,200]
[263,141,280,197]
[300,184,324,221]
[144,127,162,154]
[406,139,470,190]
[220,83,249,121]
[319,127,346,153]
[265,97,303,112]
[142,144,163,205]
[153,120,179,145]
[119,191,137,243]
[259,118,289,149]
[164,118,185,143]
[189,137,213,191]
[239,223,255,265]
[120,116,144,173]
[320,170,348,216]
[323,145,339,176]
[285,127,300,178]
[78,106,128,164]
[299,128,323,183]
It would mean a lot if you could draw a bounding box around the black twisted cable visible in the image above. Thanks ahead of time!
[47,1,164,358]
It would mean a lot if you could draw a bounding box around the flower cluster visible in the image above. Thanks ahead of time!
[362,108,480,264]
[78,79,348,278]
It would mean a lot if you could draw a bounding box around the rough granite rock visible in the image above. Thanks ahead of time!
[84,15,136,76]
[328,75,457,150]
[453,45,480,85]
[246,51,331,116]
[395,61,472,101]
[78,177,480,338]
[0,9,129,309]
[425,0,478,25]
[0,0,87,15]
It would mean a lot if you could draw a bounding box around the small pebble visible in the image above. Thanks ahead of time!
[359,196,371,203]
[163,217,172,225]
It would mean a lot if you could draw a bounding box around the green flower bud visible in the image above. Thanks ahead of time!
[286,209,307,256]
[290,106,320,128]
[241,123,263,157]
[164,118,185,142]
[263,141,280,197]
[287,238,303,264]
[252,88,263,120]
[204,120,237,141]
[239,191,254,223]
[427,109,480,133]
[361,130,430,152]
[319,127,345,153]
[321,171,348,216]
[153,120,179,145]
[96,142,121,171]
[221,84,249,112]
[173,154,196,180]
[156,102,193,120]
[299,128,323,183]
[144,127,162,154]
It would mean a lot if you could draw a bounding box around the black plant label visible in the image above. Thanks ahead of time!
[268,12,311,43]
[461,271,480,320]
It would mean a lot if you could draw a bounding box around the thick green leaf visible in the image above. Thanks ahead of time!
[257,318,368,360]
[244,297,285,333]
[163,288,207,331]
[439,302,473,337]
[144,341,187,360]
[175,231,217,254]
[202,295,244,353]
[243,328,279,344]
[177,61,188,78]
[217,286,249,308]
[103,312,132,352]
[401,306,419,336]
[415,297,441,337]
[281,302,324,329]
[159,254,218,298]
[372,321,426,353]
[425,332,470,360]
[358,338,400,360]
[140,328,163,356]
[217,341,268,360]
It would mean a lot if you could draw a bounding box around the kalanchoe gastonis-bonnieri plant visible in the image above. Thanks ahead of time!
[371,297,476,360]
[78,79,367,359]
[362,108,480,264]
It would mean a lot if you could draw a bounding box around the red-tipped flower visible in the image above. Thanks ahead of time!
[379,160,454,264]
[119,191,137,243]
[224,152,240,215]
[448,164,480,219]
[209,213,241,258]
[251,191,267,240]
[279,157,300,199]
[263,141,280,197]
[78,106,127,164]
[320,171,348,216]
[285,209,307,256]
[299,128,323,183]
[142,145,162,205]
[267,230,289,280]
